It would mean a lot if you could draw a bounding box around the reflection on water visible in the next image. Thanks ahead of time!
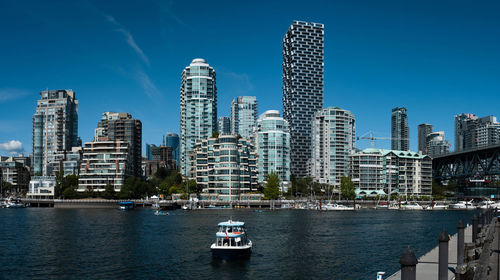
[0,208,478,279]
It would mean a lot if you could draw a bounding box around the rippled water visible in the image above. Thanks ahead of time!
[0,208,478,279]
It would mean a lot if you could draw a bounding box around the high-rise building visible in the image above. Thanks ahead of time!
[426,131,450,158]
[0,157,30,194]
[165,133,180,166]
[231,96,257,139]
[255,110,290,187]
[95,112,142,177]
[350,148,432,197]
[311,107,356,187]
[391,107,409,151]
[189,135,257,201]
[146,143,154,160]
[282,20,324,177]
[455,114,500,151]
[417,124,433,153]
[78,140,132,192]
[217,117,231,135]
[455,113,478,151]
[32,89,79,176]
[180,58,217,176]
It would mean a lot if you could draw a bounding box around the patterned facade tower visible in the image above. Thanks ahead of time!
[282,20,324,177]
[180,58,217,176]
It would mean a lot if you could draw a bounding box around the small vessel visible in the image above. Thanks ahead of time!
[448,200,474,210]
[154,210,169,215]
[399,201,424,210]
[5,197,25,208]
[211,220,252,259]
[322,203,354,211]
[118,201,134,210]
[477,200,500,209]
[426,202,448,210]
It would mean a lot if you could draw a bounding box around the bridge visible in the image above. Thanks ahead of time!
[432,144,500,183]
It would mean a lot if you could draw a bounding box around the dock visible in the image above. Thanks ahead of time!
[387,226,472,280]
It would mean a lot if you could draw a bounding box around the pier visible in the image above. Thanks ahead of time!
[388,208,498,280]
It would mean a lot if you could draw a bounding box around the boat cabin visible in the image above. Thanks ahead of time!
[119,201,134,210]
[215,221,248,247]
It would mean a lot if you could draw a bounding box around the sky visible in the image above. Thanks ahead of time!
[0,0,499,156]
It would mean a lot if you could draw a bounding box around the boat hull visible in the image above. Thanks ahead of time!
[211,246,252,259]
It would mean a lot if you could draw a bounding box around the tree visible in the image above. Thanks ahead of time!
[187,179,202,194]
[118,176,155,199]
[102,184,116,199]
[62,186,79,199]
[212,131,220,138]
[340,176,355,200]
[263,172,280,200]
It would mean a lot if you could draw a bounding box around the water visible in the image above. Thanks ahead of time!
[0,208,479,279]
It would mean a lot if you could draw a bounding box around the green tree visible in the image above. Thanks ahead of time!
[54,171,65,198]
[187,179,202,194]
[102,184,116,199]
[340,176,356,200]
[212,131,220,138]
[62,186,79,199]
[118,176,155,199]
[263,172,280,200]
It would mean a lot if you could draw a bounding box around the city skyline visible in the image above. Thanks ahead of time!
[1,0,500,156]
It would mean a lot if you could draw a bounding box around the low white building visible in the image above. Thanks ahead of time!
[349,148,432,197]
[27,176,56,199]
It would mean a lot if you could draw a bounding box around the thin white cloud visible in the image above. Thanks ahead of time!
[222,71,255,93]
[0,140,23,153]
[104,14,150,66]
[0,88,32,103]
[135,69,160,98]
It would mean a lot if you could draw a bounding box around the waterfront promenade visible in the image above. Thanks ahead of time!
[387,226,472,280]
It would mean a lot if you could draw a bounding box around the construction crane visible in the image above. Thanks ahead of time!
[357,131,409,148]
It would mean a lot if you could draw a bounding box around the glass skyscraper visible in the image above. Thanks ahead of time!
[255,110,290,185]
[180,58,217,176]
[391,107,409,151]
[32,89,79,176]
[282,20,324,177]
[231,96,257,139]
[217,116,231,135]
[165,132,180,167]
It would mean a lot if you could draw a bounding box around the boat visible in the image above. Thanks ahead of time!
[118,201,134,210]
[5,197,25,208]
[399,201,424,210]
[154,210,169,215]
[426,202,448,210]
[477,200,500,209]
[211,220,252,259]
[448,200,474,210]
[322,203,354,211]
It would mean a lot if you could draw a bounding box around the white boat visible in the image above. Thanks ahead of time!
[211,220,252,259]
[477,200,500,209]
[426,202,448,210]
[322,203,354,211]
[5,197,25,208]
[154,210,169,216]
[399,202,424,210]
[448,200,474,210]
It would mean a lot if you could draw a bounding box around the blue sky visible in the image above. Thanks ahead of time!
[0,0,499,156]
